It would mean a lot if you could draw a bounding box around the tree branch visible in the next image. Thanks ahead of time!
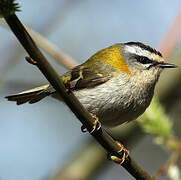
[52,124,144,180]
[0,3,153,180]
[0,19,78,69]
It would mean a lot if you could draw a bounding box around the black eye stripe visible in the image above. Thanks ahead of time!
[133,55,154,64]
[137,56,153,64]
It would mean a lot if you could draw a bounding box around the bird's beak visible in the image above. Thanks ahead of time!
[157,62,178,68]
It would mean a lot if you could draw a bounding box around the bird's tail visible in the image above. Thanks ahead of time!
[5,84,55,105]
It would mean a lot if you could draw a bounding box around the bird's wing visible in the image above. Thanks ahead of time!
[62,65,111,90]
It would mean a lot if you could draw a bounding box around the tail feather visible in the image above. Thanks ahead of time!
[5,84,55,105]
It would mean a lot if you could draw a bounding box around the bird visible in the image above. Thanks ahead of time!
[5,42,177,127]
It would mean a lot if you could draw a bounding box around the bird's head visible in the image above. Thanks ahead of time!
[121,42,177,84]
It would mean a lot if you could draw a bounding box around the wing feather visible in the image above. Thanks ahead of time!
[63,65,110,90]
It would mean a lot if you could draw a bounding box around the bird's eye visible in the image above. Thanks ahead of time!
[136,56,153,64]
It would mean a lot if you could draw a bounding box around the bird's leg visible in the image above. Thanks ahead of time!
[108,141,129,164]
[63,80,72,94]
[25,56,37,65]
[81,113,101,134]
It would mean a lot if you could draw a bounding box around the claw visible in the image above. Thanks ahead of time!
[64,80,72,94]
[81,125,87,133]
[81,113,101,134]
[108,141,129,164]
[25,56,37,65]
[90,113,101,134]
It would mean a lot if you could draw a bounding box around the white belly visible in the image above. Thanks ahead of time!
[74,75,154,127]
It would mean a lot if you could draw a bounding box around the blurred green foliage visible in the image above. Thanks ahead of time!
[138,96,173,144]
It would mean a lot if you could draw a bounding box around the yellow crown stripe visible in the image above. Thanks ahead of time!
[85,44,131,75]
[101,44,131,74]
[110,45,131,74]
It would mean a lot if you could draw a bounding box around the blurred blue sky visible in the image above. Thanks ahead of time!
[0,1,180,180]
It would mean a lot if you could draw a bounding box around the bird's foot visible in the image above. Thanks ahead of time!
[25,56,37,65]
[108,141,129,164]
[63,80,72,94]
[81,113,101,134]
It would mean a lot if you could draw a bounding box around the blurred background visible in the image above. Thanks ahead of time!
[0,0,181,180]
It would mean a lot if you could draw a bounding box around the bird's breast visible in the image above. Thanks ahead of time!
[73,74,154,127]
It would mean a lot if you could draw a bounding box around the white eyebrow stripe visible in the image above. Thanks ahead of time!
[124,45,164,62]
[125,45,153,58]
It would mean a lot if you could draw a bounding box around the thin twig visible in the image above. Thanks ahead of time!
[1,9,153,180]
[25,25,78,69]
[156,6,181,100]
[52,124,143,180]
[0,19,77,69]
[157,7,181,59]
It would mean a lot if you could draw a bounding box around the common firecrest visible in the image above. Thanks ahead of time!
[5,42,177,127]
